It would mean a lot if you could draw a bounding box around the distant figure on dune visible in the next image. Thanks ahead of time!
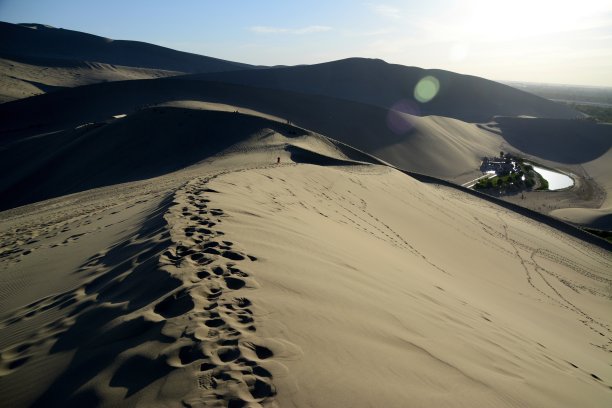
[277,157,280,164]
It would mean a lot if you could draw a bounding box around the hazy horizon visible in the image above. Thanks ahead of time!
[1,0,611,87]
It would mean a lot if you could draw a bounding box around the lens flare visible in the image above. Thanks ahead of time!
[386,99,420,135]
[414,76,440,103]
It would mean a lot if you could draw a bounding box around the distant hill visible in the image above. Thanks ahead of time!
[0,22,255,73]
[0,22,580,122]
[179,58,582,122]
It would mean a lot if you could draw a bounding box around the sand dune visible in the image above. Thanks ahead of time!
[0,123,610,407]
[0,80,504,183]
[550,147,612,230]
[0,21,580,123]
[0,22,254,74]
[0,55,181,103]
[552,207,612,230]
[210,163,611,408]
[179,57,581,122]
[0,107,327,210]
[0,21,258,103]
[486,117,611,164]
[1,77,609,227]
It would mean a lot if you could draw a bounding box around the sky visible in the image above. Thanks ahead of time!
[1,0,611,86]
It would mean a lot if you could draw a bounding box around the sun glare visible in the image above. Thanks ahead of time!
[461,0,611,41]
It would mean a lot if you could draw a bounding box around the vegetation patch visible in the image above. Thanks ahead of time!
[475,153,540,193]
[534,170,549,191]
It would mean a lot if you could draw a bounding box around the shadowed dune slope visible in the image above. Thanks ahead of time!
[179,58,581,122]
[0,21,254,73]
[0,79,504,181]
[553,208,612,231]
[0,107,331,211]
[487,117,612,164]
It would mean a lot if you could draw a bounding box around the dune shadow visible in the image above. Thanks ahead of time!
[109,355,174,398]
[19,78,67,94]
[31,194,180,406]
[285,144,365,166]
[0,107,308,211]
[493,117,612,164]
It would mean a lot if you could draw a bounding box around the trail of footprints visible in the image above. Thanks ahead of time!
[0,195,156,266]
[315,188,451,275]
[159,177,276,408]
[494,214,612,356]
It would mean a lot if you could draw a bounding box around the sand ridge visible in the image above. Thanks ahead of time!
[160,170,288,407]
[0,140,610,406]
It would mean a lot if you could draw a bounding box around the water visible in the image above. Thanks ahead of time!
[530,165,574,190]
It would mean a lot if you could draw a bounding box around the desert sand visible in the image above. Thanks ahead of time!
[0,56,181,103]
[1,76,610,228]
[1,22,611,407]
[0,108,610,407]
[0,22,253,75]
[0,21,256,104]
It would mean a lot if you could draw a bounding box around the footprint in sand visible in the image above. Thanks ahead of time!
[162,178,277,406]
[154,289,195,318]
[222,250,246,261]
[205,318,225,328]
[178,344,207,365]
[224,277,246,290]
